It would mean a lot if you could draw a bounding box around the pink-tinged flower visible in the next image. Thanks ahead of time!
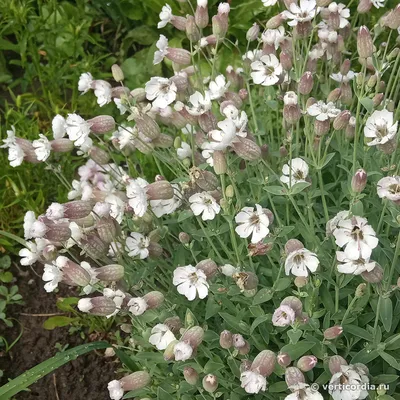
[145,77,177,109]
[235,204,271,243]
[280,157,309,187]
[329,364,369,400]
[272,305,296,327]
[251,54,283,86]
[125,232,150,259]
[261,26,285,49]
[126,177,149,217]
[307,101,340,121]
[285,248,319,277]
[333,216,378,261]
[240,371,267,394]
[189,192,220,221]
[336,251,376,275]
[377,176,400,204]
[283,0,318,26]
[153,34,169,64]
[78,72,93,93]
[173,265,209,300]
[364,109,398,146]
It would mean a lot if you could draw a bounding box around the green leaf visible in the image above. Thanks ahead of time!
[290,182,311,195]
[56,297,79,312]
[114,348,138,372]
[0,271,13,283]
[178,210,194,222]
[384,333,400,350]
[43,316,76,330]
[219,312,249,334]
[203,361,224,374]
[276,226,295,237]
[0,255,11,269]
[0,342,109,398]
[343,325,373,342]
[379,297,393,332]
[157,387,173,400]
[252,288,274,305]
[287,329,303,345]
[351,348,379,364]
[263,186,288,196]
[205,296,221,320]
[250,315,270,334]
[268,381,288,393]
[317,152,336,170]
[359,97,374,113]
[280,341,315,359]
[371,374,399,384]
[379,351,400,371]
[274,278,292,291]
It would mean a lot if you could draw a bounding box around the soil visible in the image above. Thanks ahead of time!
[0,264,116,400]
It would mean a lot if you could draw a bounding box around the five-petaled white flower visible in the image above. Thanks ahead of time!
[174,341,193,361]
[125,232,150,259]
[261,26,285,49]
[329,364,369,400]
[150,184,182,217]
[377,176,400,204]
[285,248,320,277]
[176,142,192,160]
[235,204,271,243]
[42,263,63,292]
[126,177,149,217]
[262,0,278,6]
[78,72,93,93]
[330,71,356,84]
[65,113,91,147]
[23,211,47,240]
[364,109,398,146]
[280,157,309,187]
[158,4,173,28]
[251,54,283,86]
[127,297,148,316]
[185,91,212,116]
[371,0,384,8]
[107,380,124,400]
[93,80,112,107]
[333,216,378,261]
[145,77,177,109]
[32,134,51,162]
[154,34,169,65]
[19,238,48,266]
[208,74,230,100]
[240,371,267,394]
[52,115,67,139]
[307,101,340,121]
[283,0,318,26]
[173,265,209,300]
[149,324,176,350]
[336,251,376,275]
[209,118,238,150]
[189,192,220,221]
[272,305,296,327]
[327,2,350,28]
[0,126,25,167]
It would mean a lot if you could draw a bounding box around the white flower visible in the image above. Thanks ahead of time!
[145,77,177,109]
[235,204,271,243]
[262,0,278,6]
[285,383,324,400]
[329,364,369,400]
[154,34,169,65]
[107,380,124,400]
[93,80,112,107]
[128,297,148,316]
[125,232,150,259]
[158,4,173,28]
[221,264,238,276]
[78,72,93,93]
[240,371,267,394]
[261,26,285,49]
[126,178,149,217]
[326,210,350,235]
[105,194,126,223]
[327,2,350,28]
[52,115,67,139]
[149,324,176,350]
[377,176,400,203]
[307,101,340,121]
[185,91,212,116]
[23,211,47,240]
[103,288,126,318]
[232,111,249,138]
[280,158,309,187]
[330,71,356,84]
[45,202,64,220]
[333,216,379,261]
[150,184,182,217]
[32,134,51,162]
[111,125,136,150]
[336,251,376,275]
[174,341,193,361]
[173,265,209,300]
[222,104,239,119]
[0,126,25,167]
[114,98,129,115]
[283,0,318,26]
[208,118,238,150]
[371,0,384,8]
[42,264,63,292]
[177,142,192,160]
[208,75,230,100]
[189,192,220,221]
[251,54,283,86]
[242,50,263,62]
[364,109,398,146]
[19,238,48,266]
[285,248,319,277]
[65,113,91,147]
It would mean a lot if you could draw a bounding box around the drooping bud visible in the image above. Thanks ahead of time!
[196,259,218,279]
[328,355,347,374]
[298,71,314,95]
[246,23,260,42]
[285,367,305,387]
[186,15,201,42]
[220,330,233,349]
[297,355,317,372]
[277,352,291,367]
[357,26,374,59]
[88,116,115,134]
[251,350,276,377]
[333,110,351,130]
[351,169,367,193]
[183,366,199,385]
[96,264,124,282]
[212,150,227,175]
[78,296,117,316]
[195,0,209,29]
[324,325,343,340]
[111,64,124,82]
[203,374,218,393]
[361,263,383,283]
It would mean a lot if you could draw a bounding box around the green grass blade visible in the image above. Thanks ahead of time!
[0,341,109,399]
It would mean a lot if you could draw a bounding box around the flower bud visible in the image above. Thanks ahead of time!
[314,119,331,136]
[233,271,259,290]
[196,259,218,279]
[167,48,192,65]
[283,104,301,125]
[280,51,292,71]
[251,350,276,377]
[298,71,313,95]
[232,333,246,349]
[88,146,110,165]
[213,150,227,175]
[186,15,201,42]
[333,110,351,130]
[357,0,372,13]
[238,340,251,355]
[327,88,341,103]
[152,134,173,149]
[285,239,304,254]
[351,168,367,193]
[50,138,74,153]
[328,355,347,374]
[143,291,164,309]
[96,264,124,282]
[135,114,160,140]
[147,181,174,200]
[171,15,187,31]
[279,146,288,157]
[78,296,116,316]
[361,263,383,283]
[199,111,217,132]
[183,366,199,385]
[97,216,119,244]
[212,14,228,38]
[355,283,367,297]
[297,355,317,372]
[195,0,209,29]
[44,221,71,242]
[294,276,308,288]
[111,64,124,82]
[357,26,373,59]
[277,352,291,367]
[266,13,285,29]
[285,367,305,387]
[246,23,260,42]
[373,93,384,107]
[181,326,204,349]
[324,325,343,340]
[386,5,400,30]
[340,59,351,75]
[119,371,151,391]
[203,374,218,393]
[88,116,115,134]
[220,330,233,349]
[80,233,108,259]
[281,296,303,317]
[232,137,261,161]
[367,74,377,88]
[240,359,252,373]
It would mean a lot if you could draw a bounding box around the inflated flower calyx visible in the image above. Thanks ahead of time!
[190,167,219,191]
[96,216,120,244]
[361,263,383,283]
[285,367,305,387]
[233,271,259,290]
[280,296,303,317]
[78,296,117,316]
[351,169,367,193]
[297,355,318,372]
[50,138,74,153]
[95,264,124,282]
[357,26,374,59]
[164,316,182,333]
[324,325,343,340]
[251,350,276,377]
[181,326,205,349]
[284,239,304,254]
[333,110,351,130]
[328,355,348,374]
[146,181,174,200]
[277,352,291,367]
[80,233,108,259]
[219,330,233,349]
[203,374,218,393]
[143,291,164,309]
[196,259,218,279]
[88,146,110,165]
[195,0,209,29]
[87,115,115,134]
[212,150,227,175]
[183,366,199,385]
[232,137,262,161]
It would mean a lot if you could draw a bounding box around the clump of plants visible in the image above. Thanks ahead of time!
[1,0,400,399]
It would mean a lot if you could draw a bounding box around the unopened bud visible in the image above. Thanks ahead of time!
[357,26,374,58]
[294,276,308,288]
[213,150,227,175]
[183,366,199,385]
[111,64,124,82]
[327,88,341,103]
[212,14,228,38]
[361,263,383,283]
[88,146,110,165]
[179,232,191,244]
[80,233,107,259]
[186,15,201,42]
[333,110,351,130]
[299,71,314,95]
[280,51,292,71]
[373,93,384,107]
[225,185,234,198]
[220,330,233,349]
[119,371,151,391]
[96,264,124,282]
[277,352,291,367]
[246,23,260,41]
[357,0,372,13]
[195,0,209,28]
[167,48,192,65]
[266,13,285,29]
[88,115,115,134]
[50,138,74,153]
[324,325,343,340]
[251,350,276,377]
[386,5,400,30]
[196,259,218,279]
[279,146,288,157]
[232,138,261,161]
[351,168,367,193]
[355,283,367,297]
[314,119,331,136]
[297,355,317,372]
[203,374,218,393]
[181,326,204,349]
[147,181,174,200]
[340,59,351,75]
